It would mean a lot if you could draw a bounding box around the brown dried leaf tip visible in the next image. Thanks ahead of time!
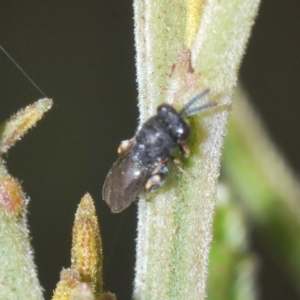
[0,98,53,154]
[0,172,25,217]
[53,194,115,300]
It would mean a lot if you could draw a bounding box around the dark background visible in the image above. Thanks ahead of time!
[0,1,299,299]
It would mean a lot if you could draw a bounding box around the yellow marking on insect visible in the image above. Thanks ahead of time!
[145,175,161,191]
[117,140,131,154]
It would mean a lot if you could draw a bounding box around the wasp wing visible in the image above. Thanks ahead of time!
[102,150,149,213]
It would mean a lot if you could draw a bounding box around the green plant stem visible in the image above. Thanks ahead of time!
[0,98,52,299]
[207,183,258,300]
[133,1,260,299]
[223,85,300,292]
[0,176,43,299]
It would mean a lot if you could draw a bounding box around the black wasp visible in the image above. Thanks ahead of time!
[102,89,216,213]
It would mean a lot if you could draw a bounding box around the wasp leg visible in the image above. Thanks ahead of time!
[178,142,190,157]
[145,160,169,192]
[117,138,135,155]
[145,174,163,191]
[171,156,196,179]
[172,157,181,166]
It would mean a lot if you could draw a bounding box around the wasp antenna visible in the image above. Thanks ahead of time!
[181,101,217,117]
[180,89,210,116]
[0,43,47,98]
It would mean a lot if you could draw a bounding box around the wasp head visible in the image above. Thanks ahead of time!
[157,104,190,143]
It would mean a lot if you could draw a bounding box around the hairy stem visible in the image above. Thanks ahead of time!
[133,1,260,299]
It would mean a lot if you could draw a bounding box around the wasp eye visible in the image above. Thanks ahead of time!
[157,104,176,120]
[171,122,190,142]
